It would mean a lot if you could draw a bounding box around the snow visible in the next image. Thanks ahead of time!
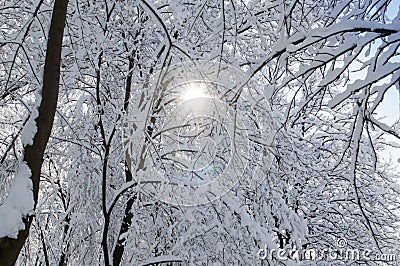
[21,108,39,146]
[142,255,182,265]
[0,162,35,238]
[0,90,40,238]
[0,204,27,238]
[106,180,137,213]
[21,91,41,147]
[329,62,400,109]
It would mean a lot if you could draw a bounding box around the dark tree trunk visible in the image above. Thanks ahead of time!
[112,56,135,266]
[0,0,68,265]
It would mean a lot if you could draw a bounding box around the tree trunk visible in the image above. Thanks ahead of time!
[0,0,68,265]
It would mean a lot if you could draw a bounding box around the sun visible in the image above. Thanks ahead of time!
[180,82,210,101]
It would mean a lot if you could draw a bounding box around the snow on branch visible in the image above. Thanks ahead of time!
[142,255,183,265]
[0,91,40,238]
[0,162,35,238]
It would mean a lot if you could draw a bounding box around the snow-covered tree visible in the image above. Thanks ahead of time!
[0,0,399,265]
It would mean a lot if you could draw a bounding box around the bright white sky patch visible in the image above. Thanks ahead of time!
[180,82,210,101]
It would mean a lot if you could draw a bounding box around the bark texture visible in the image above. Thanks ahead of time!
[0,1,68,265]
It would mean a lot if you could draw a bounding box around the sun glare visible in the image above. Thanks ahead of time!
[180,83,210,101]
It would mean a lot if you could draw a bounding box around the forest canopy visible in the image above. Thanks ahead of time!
[0,0,399,265]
